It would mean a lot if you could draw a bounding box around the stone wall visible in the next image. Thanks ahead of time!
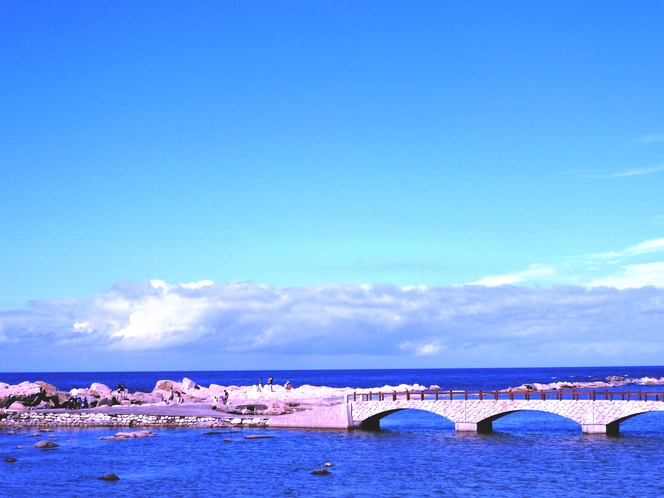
[0,411,268,429]
[269,404,350,429]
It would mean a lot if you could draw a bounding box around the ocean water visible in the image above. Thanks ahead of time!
[3,367,664,497]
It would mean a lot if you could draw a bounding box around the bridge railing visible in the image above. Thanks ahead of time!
[347,389,664,403]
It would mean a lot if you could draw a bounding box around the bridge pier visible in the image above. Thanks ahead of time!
[582,422,620,435]
[455,420,493,434]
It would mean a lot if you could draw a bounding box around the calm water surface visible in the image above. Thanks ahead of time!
[2,367,664,497]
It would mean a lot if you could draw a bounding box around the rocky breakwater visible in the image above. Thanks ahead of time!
[0,377,441,430]
[0,376,350,429]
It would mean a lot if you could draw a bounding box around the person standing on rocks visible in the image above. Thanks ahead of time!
[168,388,175,404]
[268,377,273,391]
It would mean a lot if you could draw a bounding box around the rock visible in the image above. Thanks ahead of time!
[154,380,174,391]
[16,445,25,449]
[27,433,42,437]
[34,440,58,448]
[8,402,27,410]
[0,382,47,408]
[181,377,198,391]
[311,469,331,475]
[98,473,120,481]
[34,381,59,396]
[90,383,112,397]
[324,462,334,467]
[243,435,274,439]
[223,438,232,442]
[4,457,17,463]
[99,430,156,440]
[97,396,120,407]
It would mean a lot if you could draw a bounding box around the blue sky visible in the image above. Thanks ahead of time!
[1,2,664,371]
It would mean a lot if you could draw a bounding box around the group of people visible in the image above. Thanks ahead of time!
[66,386,89,409]
[165,387,184,404]
[257,377,291,391]
[213,390,230,405]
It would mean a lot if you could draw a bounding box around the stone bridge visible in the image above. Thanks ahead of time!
[346,390,664,434]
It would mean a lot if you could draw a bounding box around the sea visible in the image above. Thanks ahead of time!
[3,366,664,497]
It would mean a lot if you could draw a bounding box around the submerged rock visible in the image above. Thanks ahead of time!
[4,457,17,463]
[98,473,120,481]
[99,430,156,440]
[311,469,331,475]
[34,440,58,449]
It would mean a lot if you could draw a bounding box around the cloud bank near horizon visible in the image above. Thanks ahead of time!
[3,280,664,370]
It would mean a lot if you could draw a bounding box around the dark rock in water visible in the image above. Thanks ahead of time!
[98,473,120,481]
[203,431,224,436]
[34,440,58,449]
[244,435,274,439]
[224,438,232,442]
[4,457,17,463]
[311,469,331,475]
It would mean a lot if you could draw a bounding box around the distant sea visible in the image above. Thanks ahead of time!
[3,366,664,497]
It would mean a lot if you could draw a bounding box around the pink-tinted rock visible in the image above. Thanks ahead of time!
[34,440,58,449]
[90,383,112,397]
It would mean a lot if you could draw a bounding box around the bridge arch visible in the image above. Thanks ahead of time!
[359,408,457,430]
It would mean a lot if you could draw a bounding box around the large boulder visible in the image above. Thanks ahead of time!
[90,383,113,397]
[34,381,59,396]
[154,380,174,391]
[181,378,198,391]
[0,382,48,409]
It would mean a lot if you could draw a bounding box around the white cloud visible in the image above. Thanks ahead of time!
[624,238,664,256]
[73,322,93,333]
[472,238,664,290]
[636,132,664,144]
[471,264,555,286]
[586,262,664,289]
[605,165,664,178]
[577,164,664,178]
[3,281,664,369]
